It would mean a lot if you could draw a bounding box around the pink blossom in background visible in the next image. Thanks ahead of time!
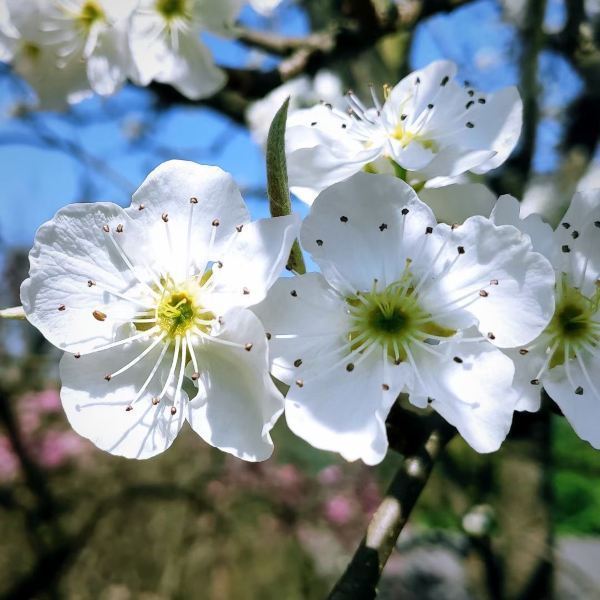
[0,437,19,480]
[324,495,355,526]
[317,465,343,486]
[0,389,93,481]
[37,430,91,469]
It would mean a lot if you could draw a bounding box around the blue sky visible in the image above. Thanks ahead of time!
[0,0,585,254]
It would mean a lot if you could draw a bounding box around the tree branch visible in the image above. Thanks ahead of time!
[327,412,456,600]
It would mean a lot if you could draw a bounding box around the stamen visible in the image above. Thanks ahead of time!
[106,333,167,379]
[81,326,160,356]
[104,230,158,298]
[156,336,181,402]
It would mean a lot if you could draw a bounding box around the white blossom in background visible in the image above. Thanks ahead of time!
[129,0,242,100]
[285,60,522,204]
[248,0,283,16]
[21,160,300,460]
[254,172,555,464]
[491,191,600,449]
[0,0,92,110]
[246,70,343,148]
[43,0,139,96]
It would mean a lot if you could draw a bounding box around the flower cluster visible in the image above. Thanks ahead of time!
[0,0,282,110]
[15,60,600,465]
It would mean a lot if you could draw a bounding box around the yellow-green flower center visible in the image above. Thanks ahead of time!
[77,0,105,30]
[546,280,600,368]
[348,276,454,362]
[390,125,437,152]
[156,0,189,19]
[156,289,213,339]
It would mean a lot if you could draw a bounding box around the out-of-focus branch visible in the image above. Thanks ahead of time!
[327,411,455,600]
[506,0,548,198]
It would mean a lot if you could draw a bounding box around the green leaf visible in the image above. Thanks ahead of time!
[266,97,306,274]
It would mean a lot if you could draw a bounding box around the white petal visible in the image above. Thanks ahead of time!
[286,105,383,203]
[411,146,496,181]
[205,214,300,312]
[20,203,151,354]
[386,137,437,171]
[129,11,225,99]
[418,183,495,225]
[128,160,250,282]
[545,354,600,449]
[553,190,600,295]
[504,346,546,412]
[417,216,556,347]
[286,347,409,465]
[408,341,516,452]
[252,273,350,385]
[86,25,130,96]
[490,194,560,266]
[186,308,283,461]
[300,172,437,293]
[59,340,184,459]
[382,60,458,126]
[468,87,523,173]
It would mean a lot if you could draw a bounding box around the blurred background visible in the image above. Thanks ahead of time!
[0,0,600,598]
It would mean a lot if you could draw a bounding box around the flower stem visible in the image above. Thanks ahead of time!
[327,413,455,600]
[0,306,26,320]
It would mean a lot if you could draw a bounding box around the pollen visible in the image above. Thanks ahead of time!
[157,289,213,338]
[77,0,106,30]
[156,0,190,20]
[347,272,455,363]
[545,279,600,368]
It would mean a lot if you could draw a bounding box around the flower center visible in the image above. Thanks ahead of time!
[546,281,600,367]
[348,278,455,362]
[156,0,189,19]
[77,0,105,29]
[156,287,213,339]
[390,125,437,152]
[22,42,41,61]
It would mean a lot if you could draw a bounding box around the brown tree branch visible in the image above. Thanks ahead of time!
[327,412,456,600]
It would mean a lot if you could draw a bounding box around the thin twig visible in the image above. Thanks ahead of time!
[328,413,455,600]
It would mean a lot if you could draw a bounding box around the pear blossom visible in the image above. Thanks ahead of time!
[20,160,300,460]
[129,0,242,100]
[42,0,139,96]
[254,172,555,464]
[0,0,92,110]
[285,60,522,203]
[491,191,600,449]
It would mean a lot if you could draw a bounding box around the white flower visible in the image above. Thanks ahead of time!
[42,0,139,97]
[248,0,282,16]
[20,160,300,460]
[491,192,600,449]
[285,60,522,203]
[0,0,92,110]
[246,70,343,148]
[254,172,555,464]
[129,0,242,99]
